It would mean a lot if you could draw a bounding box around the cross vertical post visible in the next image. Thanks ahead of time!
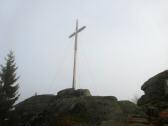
[73,20,78,90]
[69,20,86,90]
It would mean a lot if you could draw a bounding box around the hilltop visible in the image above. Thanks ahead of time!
[13,89,145,126]
[8,70,168,126]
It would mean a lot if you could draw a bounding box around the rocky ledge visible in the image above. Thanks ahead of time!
[14,89,146,126]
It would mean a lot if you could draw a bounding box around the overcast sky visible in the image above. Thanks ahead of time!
[0,0,168,102]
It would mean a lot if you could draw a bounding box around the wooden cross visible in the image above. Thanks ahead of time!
[69,20,86,90]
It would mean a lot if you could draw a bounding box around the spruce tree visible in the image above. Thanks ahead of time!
[0,79,7,122]
[0,51,19,121]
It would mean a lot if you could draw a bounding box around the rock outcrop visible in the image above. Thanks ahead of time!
[138,70,168,107]
[14,89,146,126]
[137,70,168,126]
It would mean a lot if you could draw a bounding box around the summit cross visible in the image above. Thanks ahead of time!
[69,20,86,90]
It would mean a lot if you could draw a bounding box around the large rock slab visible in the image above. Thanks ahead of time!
[138,70,168,106]
[14,89,145,126]
[14,94,55,126]
[15,94,55,113]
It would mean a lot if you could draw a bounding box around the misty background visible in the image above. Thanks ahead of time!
[0,0,168,102]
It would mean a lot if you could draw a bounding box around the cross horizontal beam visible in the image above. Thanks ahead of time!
[69,26,86,38]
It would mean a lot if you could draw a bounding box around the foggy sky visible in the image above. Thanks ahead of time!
[0,0,168,102]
